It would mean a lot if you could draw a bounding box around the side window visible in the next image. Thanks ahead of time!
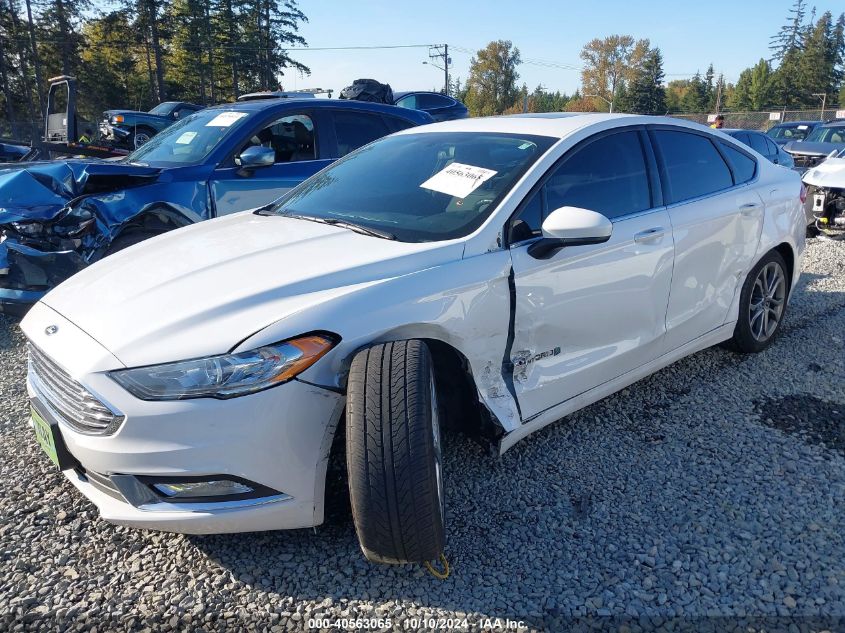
[509,131,652,242]
[416,94,452,109]
[243,113,315,163]
[383,115,415,133]
[332,111,390,157]
[748,132,769,156]
[544,132,651,220]
[653,130,733,203]
[395,95,417,109]
[733,131,751,146]
[719,142,757,184]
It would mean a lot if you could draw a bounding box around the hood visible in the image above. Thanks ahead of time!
[42,212,464,367]
[803,157,845,188]
[0,160,161,224]
[784,141,843,157]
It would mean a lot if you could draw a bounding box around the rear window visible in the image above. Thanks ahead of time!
[653,130,733,203]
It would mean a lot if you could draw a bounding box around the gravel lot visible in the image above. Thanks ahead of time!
[1,238,844,632]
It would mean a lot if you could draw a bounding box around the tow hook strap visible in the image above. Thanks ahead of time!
[423,553,450,579]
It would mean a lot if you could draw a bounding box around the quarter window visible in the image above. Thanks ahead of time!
[332,111,390,157]
[719,142,757,184]
[653,130,733,203]
[748,132,769,156]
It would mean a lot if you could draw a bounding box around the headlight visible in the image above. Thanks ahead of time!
[109,334,337,400]
[112,115,124,124]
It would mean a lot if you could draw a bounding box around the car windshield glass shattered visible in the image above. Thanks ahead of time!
[269,132,555,242]
[125,109,251,166]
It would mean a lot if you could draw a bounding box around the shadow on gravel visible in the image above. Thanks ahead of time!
[755,394,845,456]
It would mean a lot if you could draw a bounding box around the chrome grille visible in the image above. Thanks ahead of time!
[28,343,123,435]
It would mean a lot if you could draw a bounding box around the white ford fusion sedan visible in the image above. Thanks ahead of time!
[22,113,805,565]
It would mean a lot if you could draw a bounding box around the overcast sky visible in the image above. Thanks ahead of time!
[286,0,833,95]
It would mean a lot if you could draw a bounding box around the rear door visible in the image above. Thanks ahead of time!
[210,110,332,216]
[650,127,764,351]
[508,128,675,419]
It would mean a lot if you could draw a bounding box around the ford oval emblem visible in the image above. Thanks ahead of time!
[45,325,58,336]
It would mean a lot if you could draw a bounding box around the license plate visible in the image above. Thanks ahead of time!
[814,193,826,211]
[32,406,60,468]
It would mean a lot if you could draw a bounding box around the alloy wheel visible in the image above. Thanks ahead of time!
[749,262,786,342]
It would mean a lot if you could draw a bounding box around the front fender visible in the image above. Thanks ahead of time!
[233,250,522,433]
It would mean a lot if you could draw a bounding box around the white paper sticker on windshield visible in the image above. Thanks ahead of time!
[205,112,248,127]
[175,131,197,144]
[420,162,497,198]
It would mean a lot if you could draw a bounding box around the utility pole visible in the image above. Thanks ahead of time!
[426,44,450,95]
[812,93,826,120]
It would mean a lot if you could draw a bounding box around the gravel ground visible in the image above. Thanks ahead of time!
[1,238,845,632]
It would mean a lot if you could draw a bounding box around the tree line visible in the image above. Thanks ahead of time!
[455,1,844,117]
[0,0,309,138]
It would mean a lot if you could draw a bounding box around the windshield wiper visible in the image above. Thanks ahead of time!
[273,212,396,240]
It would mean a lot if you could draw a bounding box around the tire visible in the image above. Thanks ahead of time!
[726,250,789,354]
[131,127,155,149]
[104,229,164,256]
[346,340,445,564]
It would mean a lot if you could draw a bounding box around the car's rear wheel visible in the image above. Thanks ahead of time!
[727,250,789,353]
[346,340,445,564]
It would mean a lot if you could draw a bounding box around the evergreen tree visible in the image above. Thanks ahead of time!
[621,48,666,114]
[770,0,807,61]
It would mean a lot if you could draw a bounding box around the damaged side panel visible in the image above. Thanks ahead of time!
[232,248,525,435]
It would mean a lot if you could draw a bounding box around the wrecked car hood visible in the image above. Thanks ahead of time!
[0,160,161,223]
[42,212,464,367]
[784,141,843,157]
[803,157,845,188]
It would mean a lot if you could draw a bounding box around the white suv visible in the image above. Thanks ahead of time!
[22,114,805,565]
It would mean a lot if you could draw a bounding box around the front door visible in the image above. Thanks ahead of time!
[508,129,675,421]
[210,112,332,216]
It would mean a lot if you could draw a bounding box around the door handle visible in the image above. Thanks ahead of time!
[633,227,665,243]
[740,202,761,216]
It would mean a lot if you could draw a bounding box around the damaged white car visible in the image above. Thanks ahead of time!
[22,114,805,565]
[803,148,845,236]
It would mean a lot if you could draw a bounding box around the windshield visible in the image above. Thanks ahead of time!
[804,126,845,144]
[768,125,811,141]
[270,131,555,242]
[149,102,177,116]
[125,109,251,166]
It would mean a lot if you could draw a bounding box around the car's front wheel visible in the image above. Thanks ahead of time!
[727,250,789,353]
[346,340,445,564]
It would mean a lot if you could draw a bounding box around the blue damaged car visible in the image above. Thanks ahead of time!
[0,99,431,314]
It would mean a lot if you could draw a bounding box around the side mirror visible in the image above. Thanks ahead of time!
[236,145,275,175]
[528,206,612,259]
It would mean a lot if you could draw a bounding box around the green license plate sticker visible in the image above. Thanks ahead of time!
[32,406,60,468]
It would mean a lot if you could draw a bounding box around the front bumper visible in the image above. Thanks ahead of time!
[0,238,89,311]
[23,303,346,534]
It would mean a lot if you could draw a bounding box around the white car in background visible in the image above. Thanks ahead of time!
[21,113,805,565]
[802,148,845,235]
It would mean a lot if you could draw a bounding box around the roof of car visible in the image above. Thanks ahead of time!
[771,120,819,126]
[394,112,718,139]
[201,98,432,123]
[820,120,845,128]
